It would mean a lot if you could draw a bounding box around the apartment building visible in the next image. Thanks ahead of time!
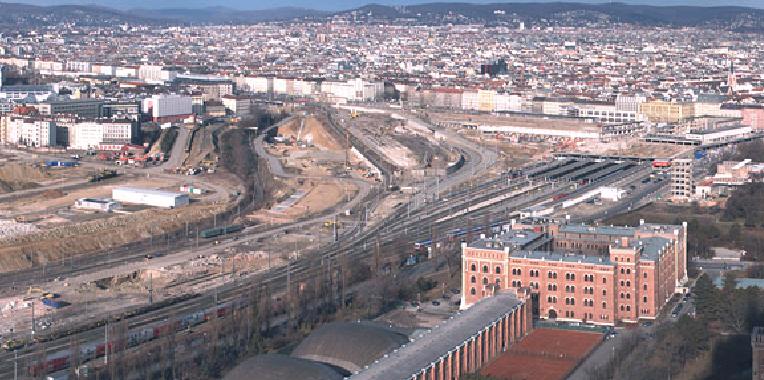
[221,95,252,116]
[35,98,104,119]
[66,119,137,150]
[670,158,694,202]
[2,116,56,147]
[639,101,695,123]
[142,94,193,122]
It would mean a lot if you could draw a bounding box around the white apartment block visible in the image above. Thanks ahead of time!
[577,104,643,123]
[615,95,646,112]
[462,90,523,113]
[320,79,383,102]
[116,66,139,78]
[236,76,273,93]
[3,117,56,147]
[221,96,251,116]
[67,120,135,150]
[142,94,193,119]
[139,65,178,83]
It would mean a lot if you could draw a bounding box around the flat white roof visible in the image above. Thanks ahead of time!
[113,187,186,198]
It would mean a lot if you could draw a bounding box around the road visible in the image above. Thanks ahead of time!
[160,126,191,171]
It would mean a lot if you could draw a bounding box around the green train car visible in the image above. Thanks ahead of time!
[200,224,245,239]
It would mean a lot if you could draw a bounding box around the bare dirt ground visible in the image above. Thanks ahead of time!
[249,115,369,224]
[574,139,691,158]
[278,116,344,150]
[0,162,84,194]
[0,175,184,217]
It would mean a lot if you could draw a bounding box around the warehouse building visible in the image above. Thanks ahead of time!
[74,198,118,212]
[112,187,189,208]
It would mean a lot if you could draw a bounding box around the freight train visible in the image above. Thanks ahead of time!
[28,302,240,377]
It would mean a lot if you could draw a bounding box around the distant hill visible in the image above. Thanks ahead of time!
[1,1,764,32]
[338,2,764,32]
[131,6,329,24]
[0,1,159,29]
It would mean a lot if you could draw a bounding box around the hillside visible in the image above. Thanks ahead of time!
[1,1,764,32]
[0,2,159,30]
[340,2,764,31]
[130,6,329,24]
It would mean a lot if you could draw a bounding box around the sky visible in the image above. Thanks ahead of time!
[10,0,764,11]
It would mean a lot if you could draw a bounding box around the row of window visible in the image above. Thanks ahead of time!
[549,310,612,321]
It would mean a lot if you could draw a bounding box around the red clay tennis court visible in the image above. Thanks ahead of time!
[480,328,603,380]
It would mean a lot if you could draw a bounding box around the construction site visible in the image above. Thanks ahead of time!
[0,106,474,367]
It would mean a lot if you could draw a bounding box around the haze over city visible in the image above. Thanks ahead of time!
[0,1,763,379]
[8,0,764,10]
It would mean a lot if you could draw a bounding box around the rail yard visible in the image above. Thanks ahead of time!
[0,105,665,379]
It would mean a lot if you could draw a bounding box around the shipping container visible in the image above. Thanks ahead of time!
[45,161,78,167]
[42,298,67,309]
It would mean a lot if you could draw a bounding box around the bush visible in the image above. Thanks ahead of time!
[160,127,179,155]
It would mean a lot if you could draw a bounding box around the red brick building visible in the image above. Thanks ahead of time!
[461,219,688,325]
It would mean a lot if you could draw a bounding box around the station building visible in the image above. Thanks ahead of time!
[462,219,688,325]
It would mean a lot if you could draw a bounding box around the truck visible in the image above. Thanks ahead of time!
[200,224,245,239]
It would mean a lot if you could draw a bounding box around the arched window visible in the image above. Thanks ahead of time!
[483,277,489,285]
[471,264,476,271]
[482,265,489,273]
[602,278,607,284]
[517,269,522,276]
[626,293,631,299]
[602,289,607,296]
[471,276,476,283]
[626,281,631,287]
[495,266,502,274]
[470,288,476,295]
[626,269,631,275]
[602,302,607,309]
[626,305,631,311]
